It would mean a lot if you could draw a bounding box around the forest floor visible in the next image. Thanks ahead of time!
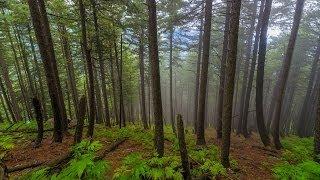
[2,125,282,179]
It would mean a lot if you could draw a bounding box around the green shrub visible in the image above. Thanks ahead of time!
[113,153,183,180]
[273,136,320,179]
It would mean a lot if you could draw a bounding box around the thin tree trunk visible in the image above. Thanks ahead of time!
[169,25,177,134]
[221,0,242,168]
[298,39,320,137]
[147,0,164,157]
[58,24,79,121]
[196,0,213,146]
[272,0,305,150]
[78,0,96,137]
[238,0,258,137]
[216,0,230,139]
[27,24,47,120]
[139,27,148,129]
[255,0,272,147]
[91,0,110,127]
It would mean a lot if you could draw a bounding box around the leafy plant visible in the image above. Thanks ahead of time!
[113,153,183,180]
[273,136,320,179]
[0,135,14,150]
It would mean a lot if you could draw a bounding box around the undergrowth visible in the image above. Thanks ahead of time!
[23,140,109,180]
[272,136,320,179]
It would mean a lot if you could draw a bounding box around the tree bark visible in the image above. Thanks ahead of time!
[28,0,68,142]
[74,96,87,144]
[58,24,79,121]
[237,0,258,137]
[109,49,119,125]
[91,0,111,127]
[78,0,96,137]
[255,0,272,147]
[27,24,47,120]
[297,39,320,137]
[216,0,230,139]
[221,0,242,168]
[176,114,191,179]
[147,0,164,157]
[196,0,213,146]
[169,25,177,134]
[314,77,320,162]
[194,5,204,135]
[139,27,148,129]
[271,0,305,150]
[32,98,43,147]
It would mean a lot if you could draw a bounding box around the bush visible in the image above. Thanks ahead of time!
[273,136,320,179]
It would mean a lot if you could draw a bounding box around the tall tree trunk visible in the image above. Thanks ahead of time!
[221,0,242,168]
[271,0,305,150]
[314,76,320,162]
[0,46,21,122]
[237,0,258,137]
[298,39,320,137]
[255,0,272,147]
[196,0,213,145]
[16,27,36,98]
[78,0,96,137]
[194,6,204,135]
[0,78,14,122]
[169,26,177,134]
[216,0,230,139]
[147,0,164,157]
[109,49,119,125]
[91,0,110,127]
[94,61,104,124]
[28,0,68,142]
[139,27,148,129]
[58,24,79,121]
[27,24,47,120]
[114,37,126,128]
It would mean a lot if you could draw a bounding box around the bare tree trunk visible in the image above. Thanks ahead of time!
[169,26,177,134]
[237,0,258,137]
[255,0,272,147]
[216,0,230,139]
[109,49,119,126]
[91,0,110,127]
[314,79,320,162]
[78,0,96,137]
[147,0,164,157]
[0,47,21,122]
[27,24,47,120]
[58,24,79,121]
[0,79,14,122]
[139,27,148,129]
[28,0,68,142]
[271,0,305,150]
[221,0,242,168]
[196,0,213,145]
[114,37,126,128]
[298,39,320,137]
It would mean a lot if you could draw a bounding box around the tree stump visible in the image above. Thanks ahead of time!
[176,114,191,179]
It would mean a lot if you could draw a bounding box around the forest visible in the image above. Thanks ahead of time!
[0,0,319,179]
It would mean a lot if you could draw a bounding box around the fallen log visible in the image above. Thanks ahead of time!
[95,138,128,160]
